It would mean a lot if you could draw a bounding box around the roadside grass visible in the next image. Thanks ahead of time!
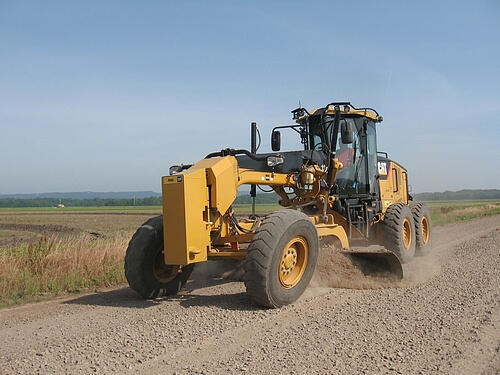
[426,201,500,225]
[0,233,129,308]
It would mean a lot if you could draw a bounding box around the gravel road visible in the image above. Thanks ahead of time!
[1,215,499,374]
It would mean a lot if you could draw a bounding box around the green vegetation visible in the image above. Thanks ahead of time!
[233,203,281,214]
[235,200,500,225]
[0,199,498,308]
[0,234,128,307]
[0,196,162,208]
[0,192,277,208]
[234,192,279,204]
[0,190,160,200]
[0,191,278,209]
[423,200,500,225]
[0,205,161,214]
[1,189,498,209]
[413,189,500,201]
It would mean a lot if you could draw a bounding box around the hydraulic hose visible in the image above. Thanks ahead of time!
[205,148,270,162]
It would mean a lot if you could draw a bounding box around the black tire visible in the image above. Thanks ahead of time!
[125,215,194,299]
[410,202,432,256]
[382,203,416,264]
[244,209,319,308]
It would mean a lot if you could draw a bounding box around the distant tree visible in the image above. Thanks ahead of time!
[413,189,500,201]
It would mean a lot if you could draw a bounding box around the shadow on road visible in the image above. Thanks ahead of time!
[63,274,258,311]
[63,287,160,308]
[174,290,258,311]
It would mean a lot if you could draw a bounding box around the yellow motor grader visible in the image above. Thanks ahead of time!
[125,102,432,308]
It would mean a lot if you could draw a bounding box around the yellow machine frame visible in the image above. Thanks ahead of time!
[162,106,408,266]
[123,102,419,309]
[164,156,350,265]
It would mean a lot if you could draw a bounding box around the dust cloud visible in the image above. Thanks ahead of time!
[310,242,443,290]
[189,242,443,291]
[401,247,441,286]
[310,246,403,290]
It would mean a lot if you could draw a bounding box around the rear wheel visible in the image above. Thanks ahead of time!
[125,215,194,299]
[244,210,319,308]
[411,202,432,256]
[382,203,416,263]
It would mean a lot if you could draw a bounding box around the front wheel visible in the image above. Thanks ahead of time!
[244,210,319,308]
[125,215,194,299]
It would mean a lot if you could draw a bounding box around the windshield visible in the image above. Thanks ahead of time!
[309,115,378,195]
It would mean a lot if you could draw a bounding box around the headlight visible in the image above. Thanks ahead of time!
[267,155,284,167]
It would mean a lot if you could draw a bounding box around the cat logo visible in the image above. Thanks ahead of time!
[164,176,183,184]
[378,161,388,176]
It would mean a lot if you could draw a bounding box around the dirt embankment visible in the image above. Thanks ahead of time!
[0,215,499,374]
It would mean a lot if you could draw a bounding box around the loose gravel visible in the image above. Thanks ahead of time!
[0,215,498,374]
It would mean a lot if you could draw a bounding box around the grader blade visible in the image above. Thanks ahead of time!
[340,249,404,280]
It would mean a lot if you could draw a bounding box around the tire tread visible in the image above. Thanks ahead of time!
[244,209,318,308]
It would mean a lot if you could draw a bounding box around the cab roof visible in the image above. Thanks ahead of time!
[294,102,382,123]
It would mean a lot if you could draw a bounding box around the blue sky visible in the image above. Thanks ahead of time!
[0,0,499,194]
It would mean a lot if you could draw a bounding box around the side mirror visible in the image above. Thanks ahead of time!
[271,130,281,151]
[341,122,353,144]
[169,165,183,175]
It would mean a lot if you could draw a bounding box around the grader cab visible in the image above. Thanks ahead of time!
[125,102,432,308]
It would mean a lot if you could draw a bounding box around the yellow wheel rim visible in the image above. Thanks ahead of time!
[402,218,412,250]
[153,250,180,283]
[421,216,430,244]
[278,236,309,289]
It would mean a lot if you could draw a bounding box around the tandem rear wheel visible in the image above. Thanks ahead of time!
[382,203,416,264]
[410,202,432,256]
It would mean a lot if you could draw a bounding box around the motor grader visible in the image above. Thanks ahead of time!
[125,101,432,308]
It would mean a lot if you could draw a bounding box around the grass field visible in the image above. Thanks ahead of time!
[0,205,162,214]
[0,200,498,307]
[424,200,500,225]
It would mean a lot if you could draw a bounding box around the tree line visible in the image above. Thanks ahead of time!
[1,189,498,208]
[413,189,500,201]
[0,197,162,208]
[0,194,275,208]
[0,193,279,208]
